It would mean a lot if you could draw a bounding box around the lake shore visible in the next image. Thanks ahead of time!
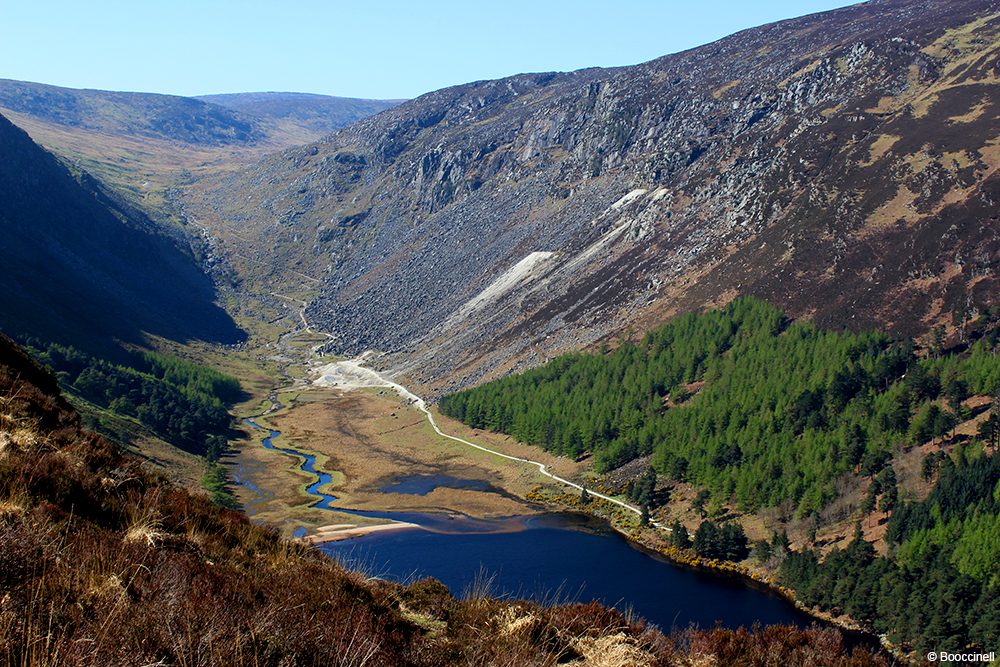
[528,488,900,662]
[303,521,422,544]
[232,383,899,660]
[228,388,554,537]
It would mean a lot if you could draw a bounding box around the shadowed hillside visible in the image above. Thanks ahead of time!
[0,112,243,353]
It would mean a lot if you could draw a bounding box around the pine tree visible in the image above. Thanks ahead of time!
[693,489,710,517]
[670,520,690,548]
[932,324,946,358]
[862,489,876,521]
[693,521,717,557]
[878,483,897,514]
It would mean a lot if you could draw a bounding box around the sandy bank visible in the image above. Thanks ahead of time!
[303,521,422,544]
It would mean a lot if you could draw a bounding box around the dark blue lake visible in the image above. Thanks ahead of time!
[322,513,817,633]
[378,473,494,496]
[244,419,876,649]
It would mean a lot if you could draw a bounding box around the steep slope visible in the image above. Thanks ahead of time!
[195,91,401,143]
[0,332,887,666]
[196,0,1000,393]
[438,298,1000,654]
[0,112,242,353]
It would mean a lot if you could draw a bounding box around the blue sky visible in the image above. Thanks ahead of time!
[0,1,858,100]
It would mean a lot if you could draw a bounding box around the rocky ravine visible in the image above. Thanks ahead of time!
[195,0,1000,395]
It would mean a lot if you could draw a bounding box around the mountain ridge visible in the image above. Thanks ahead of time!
[194,91,401,140]
[0,78,263,146]
[0,79,401,223]
[193,0,1000,394]
[0,79,402,147]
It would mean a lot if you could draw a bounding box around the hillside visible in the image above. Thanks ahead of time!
[0,112,242,353]
[195,91,401,143]
[194,0,1000,394]
[0,78,263,146]
[0,332,888,666]
[0,80,398,147]
[0,80,398,218]
[440,297,1000,654]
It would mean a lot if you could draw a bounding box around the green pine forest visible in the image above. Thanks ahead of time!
[440,297,1000,649]
[441,297,999,515]
[26,340,243,461]
[781,449,1000,650]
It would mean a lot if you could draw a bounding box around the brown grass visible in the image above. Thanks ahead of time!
[860,134,900,167]
[230,387,582,535]
[711,80,742,100]
[949,97,990,124]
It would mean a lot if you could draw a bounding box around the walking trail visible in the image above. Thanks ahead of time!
[313,354,662,529]
[268,294,664,530]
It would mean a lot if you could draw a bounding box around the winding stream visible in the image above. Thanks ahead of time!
[245,418,338,510]
[237,306,884,646]
[243,418,527,532]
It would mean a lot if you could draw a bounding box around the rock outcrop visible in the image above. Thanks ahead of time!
[197,0,1000,393]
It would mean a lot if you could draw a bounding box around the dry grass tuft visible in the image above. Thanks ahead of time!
[123,495,166,547]
[0,500,23,516]
[0,411,41,457]
[123,517,165,547]
[495,606,541,638]
[569,631,656,667]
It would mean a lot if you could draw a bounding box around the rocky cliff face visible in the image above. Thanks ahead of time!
[197,0,1000,393]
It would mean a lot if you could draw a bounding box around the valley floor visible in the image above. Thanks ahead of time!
[227,385,589,539]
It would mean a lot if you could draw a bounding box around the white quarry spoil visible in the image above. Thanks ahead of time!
[609,188,649,210]
[312,354,398,392]
[437,251,556,331]
[465,251,555,308]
